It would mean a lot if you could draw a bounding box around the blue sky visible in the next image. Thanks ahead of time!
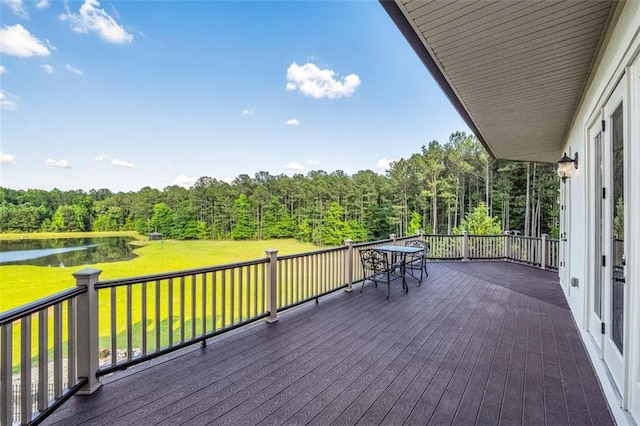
[0,0,469,192]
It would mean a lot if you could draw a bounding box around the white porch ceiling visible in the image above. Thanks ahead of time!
[381,0,618,162]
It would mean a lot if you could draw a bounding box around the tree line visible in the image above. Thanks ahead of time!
[0,132,560,244]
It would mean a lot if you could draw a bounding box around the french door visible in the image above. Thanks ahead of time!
[588,119,604,350]
[601,79,626,391]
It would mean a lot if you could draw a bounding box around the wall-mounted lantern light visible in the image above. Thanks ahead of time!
[557,152,578,182]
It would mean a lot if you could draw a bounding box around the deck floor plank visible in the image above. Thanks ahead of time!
[42,262,615,426]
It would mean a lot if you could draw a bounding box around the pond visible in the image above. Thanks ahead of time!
[0,237,138,267]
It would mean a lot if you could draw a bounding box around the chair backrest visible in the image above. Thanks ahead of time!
[405,239,429,256]
[359,248,389,274]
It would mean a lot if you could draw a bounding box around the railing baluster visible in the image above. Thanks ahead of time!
[53,304,62,399]
[288,258,294,304]
[127,284,133,361]
[142,281,147,356]
[201,273,207,337]
[297,257,302,300]
[245,266,250,321]
[110,287,117,365]
[179,276,185,344]
[212,272,217,331]
[67,297,77,387]
[168,278,173,348]
[221,271,226,328]
[38,310,48,413]
[230,269,235,325]
[155,280,161,352]
[191,275,196,339]
[253,265,258,317]
[21,315,32,425]
[238,267,243,323]
[261,263,266,314]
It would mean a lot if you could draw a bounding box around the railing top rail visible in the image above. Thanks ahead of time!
[352,238,393,248]
[466,234,504,238]
[510,235,540,240]
[423,234,462,238]
[0,286,86,325]
[395,235,418,241]
[96,257,269,289]
[278,245,345,260]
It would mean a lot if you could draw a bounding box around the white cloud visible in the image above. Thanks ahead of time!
[375,158,394,173]
[241,108,255,116]
[1,0,28,18]
[286,62,361,99]
[0,24,50,57]
[221,177,234,184]
[0,91,17,110]
[35,0,49,9]
[285,119,300,126]
[306,160,320,165]
[284,161,304,171]
[175,174,197,188]
[59,0,133,44]
[64,64,83,75]
[111,158,134,168]
[45,159,72,169]
[0,65,6,74]
[0,151,16,164]
[94,154,106,161]
[41,64,54,74]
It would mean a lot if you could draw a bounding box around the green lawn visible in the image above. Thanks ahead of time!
[0,234,317,312]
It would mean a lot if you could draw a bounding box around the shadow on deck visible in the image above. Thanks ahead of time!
[44,262,614,425]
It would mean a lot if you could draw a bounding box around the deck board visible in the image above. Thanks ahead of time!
[43,261,615,426]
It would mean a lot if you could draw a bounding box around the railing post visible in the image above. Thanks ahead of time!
[344,239,354,292]
[265,249,279,323]
[504,231,511,260]
[541,234,548,270]
[462,231,469,261]
[73,268,102,395]
[390,234,397,244]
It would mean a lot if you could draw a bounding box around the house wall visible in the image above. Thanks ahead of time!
[562,1,640,421]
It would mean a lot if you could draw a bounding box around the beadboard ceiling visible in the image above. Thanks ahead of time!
[381,0,619,162]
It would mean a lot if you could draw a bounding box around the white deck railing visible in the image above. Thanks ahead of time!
[0,231,558,425]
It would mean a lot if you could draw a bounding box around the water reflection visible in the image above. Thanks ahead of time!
[0,237,137,267]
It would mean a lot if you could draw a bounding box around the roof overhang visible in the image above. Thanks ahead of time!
[381,0,619,162]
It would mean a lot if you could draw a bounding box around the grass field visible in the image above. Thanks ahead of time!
[0,233,317,312]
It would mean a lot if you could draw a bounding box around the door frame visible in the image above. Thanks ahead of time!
[587,116,604,351]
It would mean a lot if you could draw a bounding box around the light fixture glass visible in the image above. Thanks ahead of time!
[557,152,578,182]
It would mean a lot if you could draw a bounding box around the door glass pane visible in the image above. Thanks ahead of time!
[611,103,624,352]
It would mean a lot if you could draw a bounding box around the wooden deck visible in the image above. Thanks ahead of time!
[44,261,614,425]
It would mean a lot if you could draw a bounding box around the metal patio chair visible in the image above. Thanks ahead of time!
[404,240,429,284]
[358,248,407,299]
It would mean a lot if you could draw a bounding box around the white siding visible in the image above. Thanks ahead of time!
[562,0,640,421]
